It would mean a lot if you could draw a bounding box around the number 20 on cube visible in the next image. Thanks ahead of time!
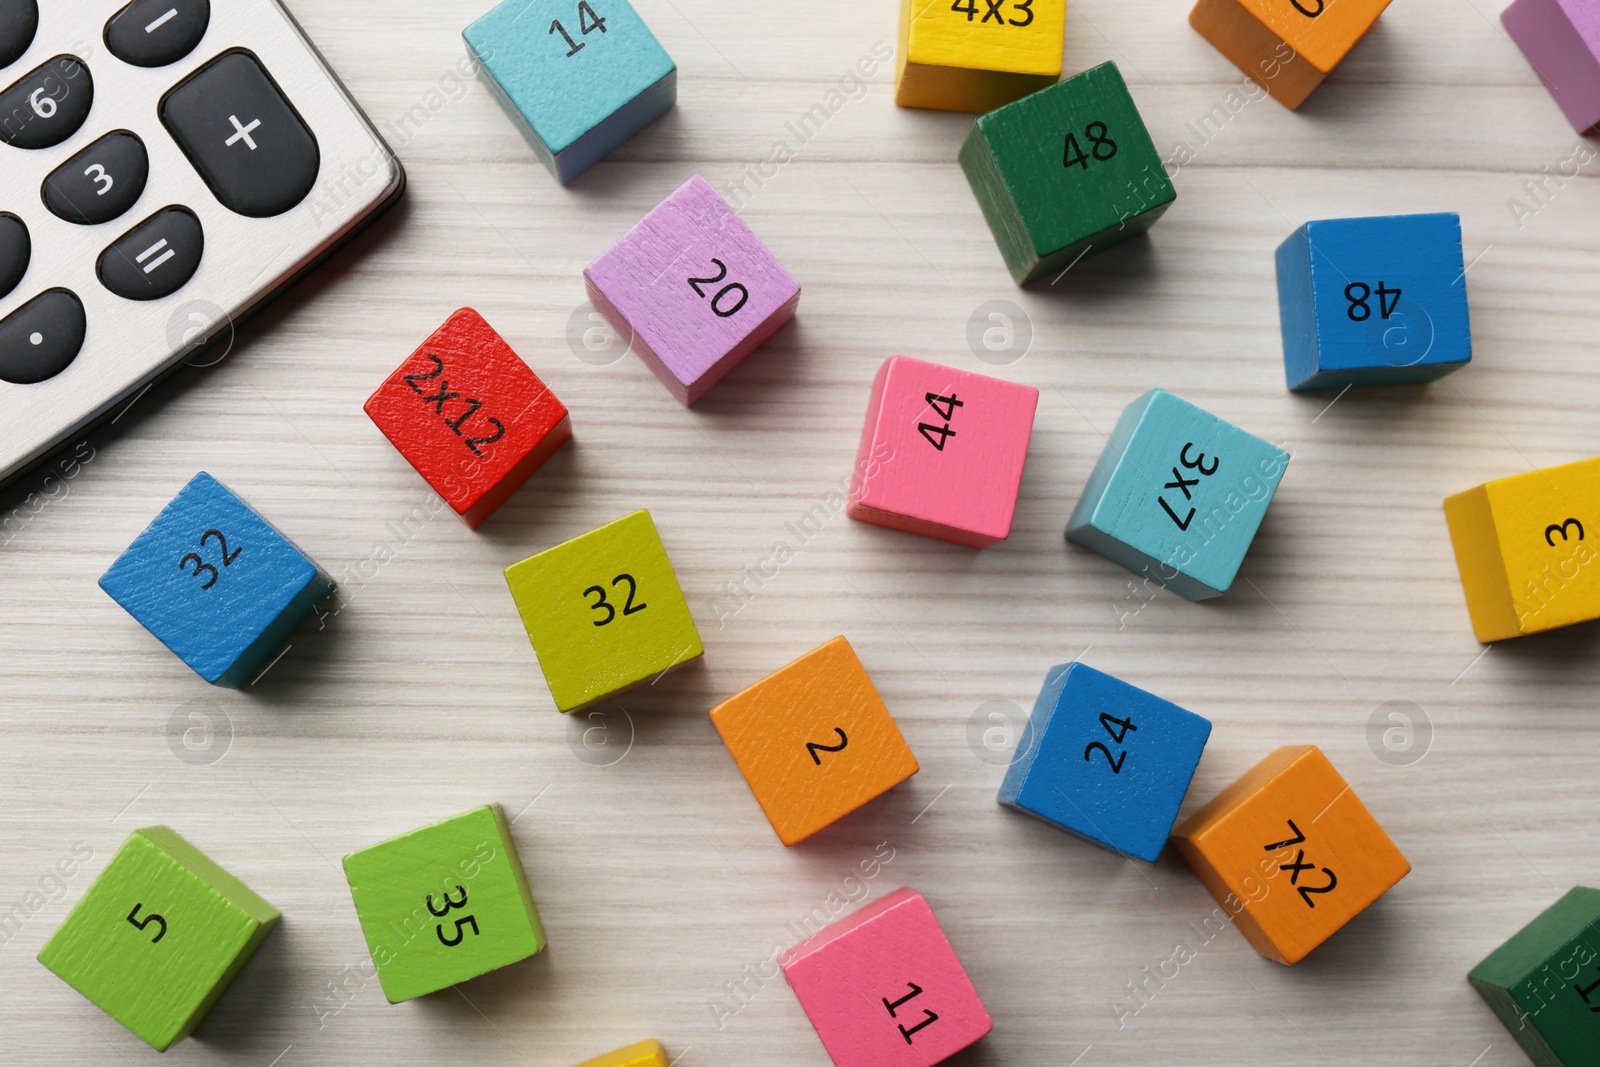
[585,174,801,404]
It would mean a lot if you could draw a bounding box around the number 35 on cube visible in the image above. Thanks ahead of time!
[505,510,703,712]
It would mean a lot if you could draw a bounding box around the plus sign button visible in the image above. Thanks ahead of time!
[159,49,320,218]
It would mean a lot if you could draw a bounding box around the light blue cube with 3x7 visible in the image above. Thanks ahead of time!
[1275,212,1472,391]
[99,473,333,687]
[465,0,677,184]
[999,663,1212,864]
[1066,389,1289,601]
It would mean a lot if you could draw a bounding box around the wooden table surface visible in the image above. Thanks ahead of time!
[4,0,1598,1063]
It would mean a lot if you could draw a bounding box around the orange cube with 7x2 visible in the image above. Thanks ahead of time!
[1444,457,1600,643]
[1189,0,1392,109]
[711,637,918,846]
[1172,745,1409,965]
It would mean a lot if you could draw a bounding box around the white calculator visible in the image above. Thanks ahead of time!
[0,0,403,484]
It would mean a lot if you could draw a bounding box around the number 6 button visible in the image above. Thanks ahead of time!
[0,54,93,149]
[160,49,318,217]
[43,131,150,224]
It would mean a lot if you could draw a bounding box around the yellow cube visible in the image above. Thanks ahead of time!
[1444,457,1600,642]
[896,0,1066,113]
[575,1039,669,1067]
[504,510,703,712]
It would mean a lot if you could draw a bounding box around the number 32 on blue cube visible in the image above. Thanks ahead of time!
[1275,212,1472,391]
[465,0,675,184]
[999,663,1212,863]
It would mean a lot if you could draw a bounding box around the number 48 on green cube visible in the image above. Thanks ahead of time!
[960,61,1176,286]
[342,804,546,1003]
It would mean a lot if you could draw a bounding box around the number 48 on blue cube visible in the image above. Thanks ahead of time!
[1000,663,1212,863]
[1275,212,1472,391]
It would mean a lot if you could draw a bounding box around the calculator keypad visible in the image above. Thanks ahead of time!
[42,130,149,224]
[160,50,318,218]
[0,288,84,384]
[98,205,203,300]
[105,0,211,68]
[0,1,37,70]
[0,212,27,298]
[0,54,92,148]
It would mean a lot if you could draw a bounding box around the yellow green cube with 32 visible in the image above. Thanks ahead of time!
[504,509,704,712]
[342,804,546,1003]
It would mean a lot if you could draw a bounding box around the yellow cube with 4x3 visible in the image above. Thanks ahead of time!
[896,0,1066,113]
[505,509,704,712]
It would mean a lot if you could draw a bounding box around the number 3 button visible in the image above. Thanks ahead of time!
[43,131,149,225]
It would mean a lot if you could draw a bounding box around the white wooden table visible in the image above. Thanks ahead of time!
[3,0,1598,1063]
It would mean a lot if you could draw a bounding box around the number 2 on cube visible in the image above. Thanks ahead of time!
[919,392,963,451]
[550,0,607,56]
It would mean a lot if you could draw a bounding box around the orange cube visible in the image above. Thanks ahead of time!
[1172,745,1409,964]
[1188,0,1392,109]
[710,637,919,846]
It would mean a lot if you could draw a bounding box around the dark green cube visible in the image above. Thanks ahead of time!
[959,61,1174,286]
[1468,886,1600,1067]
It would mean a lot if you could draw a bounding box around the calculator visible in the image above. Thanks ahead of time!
[0,0,404,485]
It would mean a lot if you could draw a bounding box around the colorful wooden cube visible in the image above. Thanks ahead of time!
[1470,886,1600,1067]
[1189,0,1392,110]
[1444,457,1600,643]
[895,0,1066,113]
[1276,213,1472,391]
[959,62,1175,286]
[710,636,918,847]
[98,472,333,687]
[998,663,1212,863]
[37,827,279,1051]
[365,308,571,528]
[505,510,703,713]
[584,174,801,404]
[782,887,992,1066]
[342,804,546,1003]
[464,0,676,184]
[1503,0,1600,133]
[1172,745,1410,965]
[1066,390,1289,600]
[847,355,1039,548]
[575,1038,670,1067]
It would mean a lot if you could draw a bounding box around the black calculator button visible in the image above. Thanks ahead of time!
[159,50,318,218]
[43,130,149,225]
[0,288,84,384]
[105,0,209,69]
[98,205,203,300]
[0,55,92,149]
[0,212,28,298]
[0,1,37,70]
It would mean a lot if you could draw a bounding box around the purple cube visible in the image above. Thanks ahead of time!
[584,174,801,405]
[1503,0,1600,131]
